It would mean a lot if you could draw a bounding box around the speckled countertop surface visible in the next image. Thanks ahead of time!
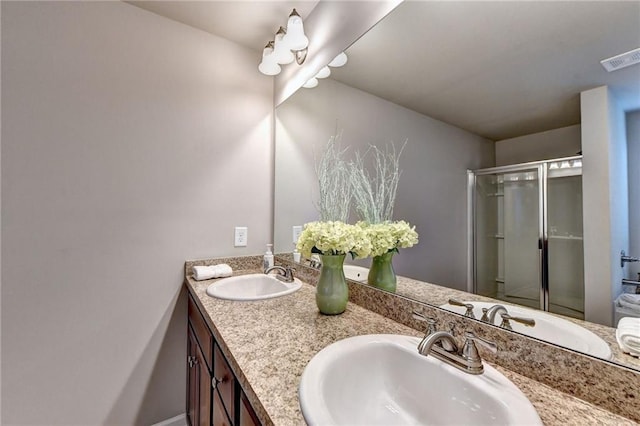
[185,269,635,426]
[393,276,640,370]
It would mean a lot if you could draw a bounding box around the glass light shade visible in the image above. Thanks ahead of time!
[273,27,295,65]
[258,60,281,75]
[315,66,331,79]
[303,78,318,89]
[258,42,281,75]
[283,11,309,51]
[328,52,348,67]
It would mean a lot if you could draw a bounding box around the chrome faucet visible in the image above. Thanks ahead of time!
[308,254,322,269]
[480,305,536,329]
[265,265,295,283]
[480,305,509,324]
[417,329,497,375]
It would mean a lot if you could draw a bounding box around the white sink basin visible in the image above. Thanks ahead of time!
[440,301,612,360]
[299,334,541,426]
[206,274,302,301]
[343,265,369,282]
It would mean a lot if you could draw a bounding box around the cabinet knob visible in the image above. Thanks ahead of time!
[188,356,198,368]
[212,377,221,389]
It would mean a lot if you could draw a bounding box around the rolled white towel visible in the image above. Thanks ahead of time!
[616,317,640,357]
[619,293,640,305]
[617,295,640,313]
[192,264,233,281]
[213,264,233,278]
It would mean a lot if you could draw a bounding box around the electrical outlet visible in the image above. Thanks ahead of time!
[234,226,248,247]
[292,225,302,243]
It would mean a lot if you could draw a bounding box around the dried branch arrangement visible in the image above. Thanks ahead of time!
[315,134,352,222]
[350,140,407,224]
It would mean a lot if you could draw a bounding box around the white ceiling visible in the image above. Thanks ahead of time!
[331,1,640,140]
[127,1,320,51]
[128,1,640,141]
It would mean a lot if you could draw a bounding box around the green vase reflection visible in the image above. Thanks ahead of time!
[316,254,348,315]
[368,251,397,292]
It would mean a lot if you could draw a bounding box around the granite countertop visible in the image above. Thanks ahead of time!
[185,270,635,426]
[393,275,640,370]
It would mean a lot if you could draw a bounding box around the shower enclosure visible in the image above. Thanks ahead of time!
[467,156,584,319]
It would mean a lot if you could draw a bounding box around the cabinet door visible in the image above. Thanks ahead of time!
[186,326,200,426]
[239,392,261,426]
[212,389,232,426]
[213,343,235,423]
[196,337,212,426]
[187,324,212,426]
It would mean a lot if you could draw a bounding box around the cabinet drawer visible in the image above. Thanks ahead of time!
[188,294,213,371]
[213,342,235,424]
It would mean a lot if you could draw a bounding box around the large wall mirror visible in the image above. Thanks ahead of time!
[274,1,640,371]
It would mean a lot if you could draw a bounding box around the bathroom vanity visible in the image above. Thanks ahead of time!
[187,291,261,426]
[184,256,637,425]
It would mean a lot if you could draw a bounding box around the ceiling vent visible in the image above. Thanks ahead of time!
[600,47,640,72]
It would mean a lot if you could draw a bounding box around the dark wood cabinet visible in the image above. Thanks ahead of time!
[186,292,261,426]
[187,325,212,426]
[239,393,261,426]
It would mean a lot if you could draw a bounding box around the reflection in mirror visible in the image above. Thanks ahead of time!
[274,1,640,370]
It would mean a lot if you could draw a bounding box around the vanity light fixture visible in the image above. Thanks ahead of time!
[315,66,331,79]
[258,9,309,76]
[328,52,348,67]
[302,52,349,89]
[302,78,318,89]
[258,41,281,76]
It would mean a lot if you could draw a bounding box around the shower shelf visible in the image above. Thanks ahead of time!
[493,234,504,239]
[495,278,505,283]
[622,279,640,287]
[549,235,583,241]
[487,192,504,197]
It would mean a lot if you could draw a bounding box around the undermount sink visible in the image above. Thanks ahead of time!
[440,301,612,360]
[299,334,542,426]
[206,274,302,301]
[343,265,369,282]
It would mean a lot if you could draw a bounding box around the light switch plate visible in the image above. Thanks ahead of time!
[234,226,248,247]
[293,225,302,244]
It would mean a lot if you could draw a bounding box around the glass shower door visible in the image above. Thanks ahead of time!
[473,167,542,310]
[547,161,584,319]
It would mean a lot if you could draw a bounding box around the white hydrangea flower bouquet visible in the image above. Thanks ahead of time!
[359,220,419,257]
[296,220,372,259]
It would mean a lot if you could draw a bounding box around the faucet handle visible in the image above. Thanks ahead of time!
[499,313,535,330]
[463,331,498,356]
[448,298,476,319]
[285,265,295,277]
[412,311,437,335]
[480,308,490,322]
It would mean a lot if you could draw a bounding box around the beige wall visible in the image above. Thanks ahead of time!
[627,110,640,281]
[1,2,273,424]
[275,77,494,290]
[495,124,581,166]
[581,86,629,326]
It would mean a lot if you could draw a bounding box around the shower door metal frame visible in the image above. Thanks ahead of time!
[468,155,583,313]
[467,161,547,311]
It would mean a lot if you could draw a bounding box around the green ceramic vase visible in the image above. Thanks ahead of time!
[316,254,348,315]
[368,251,397,292]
